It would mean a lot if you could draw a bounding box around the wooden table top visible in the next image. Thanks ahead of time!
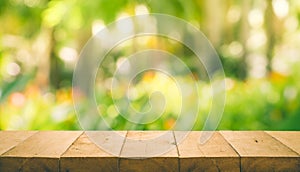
[0,131,299,171]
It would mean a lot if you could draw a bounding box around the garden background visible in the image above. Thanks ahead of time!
[1,0,300,130]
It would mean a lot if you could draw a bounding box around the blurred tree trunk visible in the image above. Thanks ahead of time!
[265,0,283,74]
[203,0,225,46]
[239,0,251,79]
[34,27,53,90]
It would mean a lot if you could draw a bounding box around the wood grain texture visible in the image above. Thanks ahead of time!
[119,131,178,172]
[86,130,127,156]
[266,131,300,155]
[0,131,36,155]
[175,131,240,172]
[0,131,299,171]
[221,131,300,171]
[61,131,127,172]
[0,131,82,172]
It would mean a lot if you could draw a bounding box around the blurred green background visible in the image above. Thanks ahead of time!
[1,0,300,130]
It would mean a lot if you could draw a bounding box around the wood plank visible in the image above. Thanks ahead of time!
[119,131,178,172]
[0,131,37,155]
[175,131,240,172]
[221,131,300,171]
[0,131,82,172]
[61,131,127,172]
[85,130,127,156]
[266,131,300,155]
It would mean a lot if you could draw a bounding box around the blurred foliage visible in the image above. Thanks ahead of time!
[1,0,300,130]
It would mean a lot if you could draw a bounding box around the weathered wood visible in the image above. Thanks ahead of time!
[61,131,126,172]
[221,131,300,171]
[119,131,178,172]
[0,131,299,171]
[0,131,36,155]
[0,131,82,172]
[175,131,240,171]
[266,131,300,155]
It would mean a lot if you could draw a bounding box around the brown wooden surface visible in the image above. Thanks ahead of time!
[220,131,300,171]
[266,131,300,155]
[0,131,36,155]
[0,131,82,172]
[175,131,240,171]
[119,131,178,172]
[0,131,299,171]
[61,131,126,172]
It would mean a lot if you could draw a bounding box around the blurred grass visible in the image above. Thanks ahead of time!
[1,66,300,130]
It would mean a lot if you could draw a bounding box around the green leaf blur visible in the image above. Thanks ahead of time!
[1,0,300,130]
